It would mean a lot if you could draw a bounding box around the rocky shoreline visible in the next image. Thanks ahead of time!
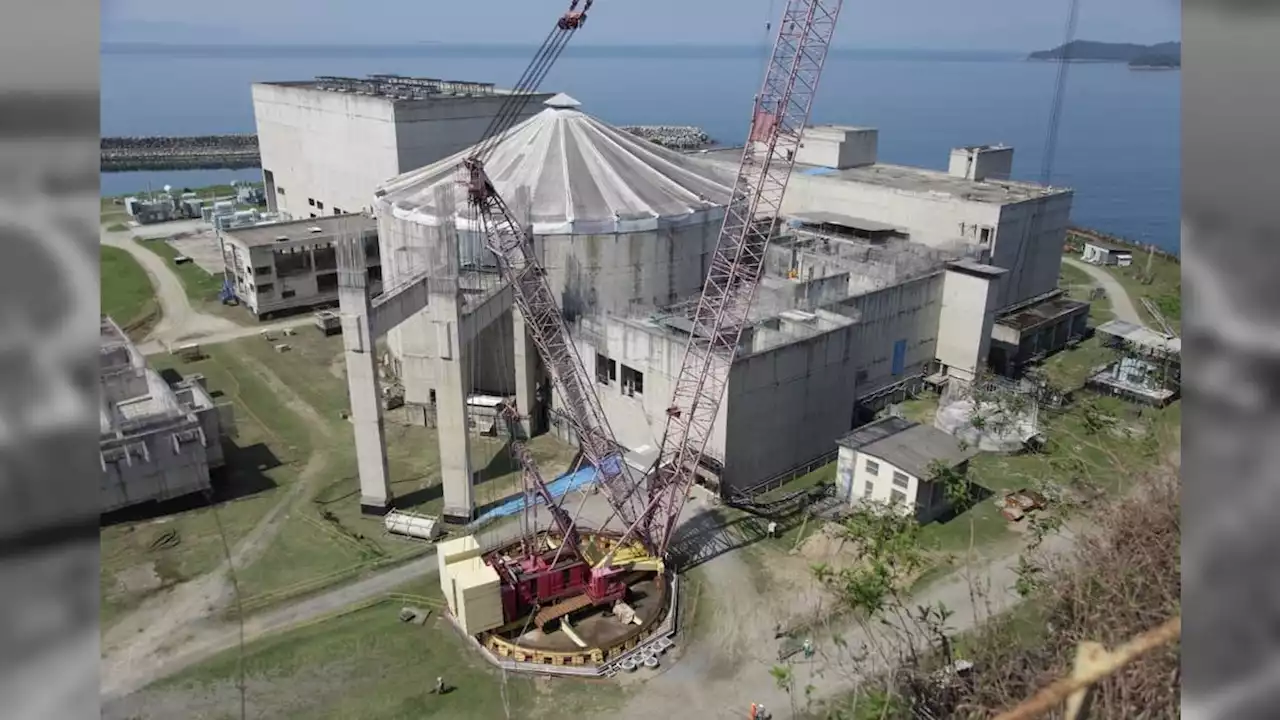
[100,126,713,172]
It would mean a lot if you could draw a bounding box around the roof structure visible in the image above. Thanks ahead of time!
[1096,319,1181,357]
[837,417,980,479]
[221,213,376,248]
[376,94,734,235]
[697,146,1067,205]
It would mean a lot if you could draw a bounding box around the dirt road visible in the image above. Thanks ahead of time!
[100,224,316,353]
[1062,257,1145,327]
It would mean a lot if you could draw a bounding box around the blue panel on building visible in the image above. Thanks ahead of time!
[891,339,907,376]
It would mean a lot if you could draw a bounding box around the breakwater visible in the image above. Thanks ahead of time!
[101,125,713,171]
[101,134,260,172]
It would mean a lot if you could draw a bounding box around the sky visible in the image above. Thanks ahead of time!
[102,0,1181,51]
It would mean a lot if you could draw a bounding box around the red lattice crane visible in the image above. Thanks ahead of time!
[456,0,652,623]
[614,0,846,560]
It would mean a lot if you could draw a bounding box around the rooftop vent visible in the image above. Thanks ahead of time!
[308,226,324,233]
[544,92,582,110]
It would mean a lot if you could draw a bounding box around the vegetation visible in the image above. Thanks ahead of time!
[100,245,159,339]
[1028,40,1181,65]
[133,237,251,325]
[151,579,621,720]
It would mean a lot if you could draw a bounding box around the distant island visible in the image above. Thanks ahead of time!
[1028,40,1181,69]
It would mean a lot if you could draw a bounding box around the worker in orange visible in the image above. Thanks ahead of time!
[749,702,758,720]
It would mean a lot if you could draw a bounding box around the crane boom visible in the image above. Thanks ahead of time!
[638,0,844,557]
[458,0,646,544]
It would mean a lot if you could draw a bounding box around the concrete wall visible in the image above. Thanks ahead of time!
[842,450,925,516]
[989,193,1074,308]
[253,84,401,220]
[936,266,1002,382]
[223,227,381,317]
[253,85,549,223]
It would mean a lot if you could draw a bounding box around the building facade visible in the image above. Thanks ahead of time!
[252,76,553,221]
[220,214,380,318]
[834,416,979,524]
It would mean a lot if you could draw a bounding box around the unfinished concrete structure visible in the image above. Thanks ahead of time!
[220,214,379,318]
[99,316,232,512]
[252,76,553,221]
[364,93,734,520]
[698,128,1075,311]
[1088,319,1181,406]
[989,289,1090,376]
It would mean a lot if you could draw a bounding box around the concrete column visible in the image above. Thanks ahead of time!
[435,293,475,523]
[336,238,392,515]
[511,307,543,439]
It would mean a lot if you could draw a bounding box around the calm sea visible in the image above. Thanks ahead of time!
[100,44,1180,253]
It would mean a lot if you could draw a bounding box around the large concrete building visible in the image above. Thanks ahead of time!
[99,316,233,512]
[221,213,379,318]
[330,107,1082,515]
[251,75,554,221]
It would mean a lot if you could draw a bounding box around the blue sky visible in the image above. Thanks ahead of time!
[102,0,1181,51]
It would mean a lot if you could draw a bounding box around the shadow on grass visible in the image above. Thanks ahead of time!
[100,441,282,528]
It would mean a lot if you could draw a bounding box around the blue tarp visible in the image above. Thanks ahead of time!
[473,465,600,524]
[801,167,839,176]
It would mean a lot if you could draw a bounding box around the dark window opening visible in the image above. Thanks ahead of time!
[308,198,316,207]
[980,227,991,244]
[257,282,274,295]
[890,489,907,506]
[595,354,616,384]
[892,471,910,489]
[281,289,296,299]
[334,207,343,215]
[621,364,644,396]
[277,186,285,195]
[366,266,383,282]
[313,245,337,272]
[309,212,317,218]
[316,273,338,292]
[254,266,271,276]
[316,200,324,211]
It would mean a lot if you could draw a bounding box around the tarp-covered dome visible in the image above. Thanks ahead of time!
[376,94,733,235]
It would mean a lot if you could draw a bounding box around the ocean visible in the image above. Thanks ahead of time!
[100,44,1180,253]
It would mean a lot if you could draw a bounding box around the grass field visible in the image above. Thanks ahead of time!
[100,245,159,338]
[144,578,621,720]
[1101,254,1181,331]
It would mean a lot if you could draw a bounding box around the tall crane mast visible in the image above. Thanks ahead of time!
[458,0,646,557]
[627,0,845,558]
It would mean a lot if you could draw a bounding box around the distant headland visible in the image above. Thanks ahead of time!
[1028,40,1181,69]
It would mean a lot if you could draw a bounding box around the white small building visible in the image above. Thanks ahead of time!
[220,214,379,319]
[1080,241,1133,267]
[834,416,980,523]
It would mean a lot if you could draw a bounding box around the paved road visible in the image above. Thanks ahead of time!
[1063,256,1145,327]
[100,224,316,353]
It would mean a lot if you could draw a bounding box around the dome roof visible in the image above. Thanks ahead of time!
[375,94,733,235]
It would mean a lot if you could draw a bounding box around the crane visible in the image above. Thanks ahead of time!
[456,0,653,627]
[613,0,846,560]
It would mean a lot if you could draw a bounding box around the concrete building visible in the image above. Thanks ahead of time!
[220,214,379,318]
[252,75,553,221]
[989,289,1090,376]
[698,127,1075,311]
[364,93,734,520]
[99,316,233,513]
[1081,240,1134,267]
[833,416,980,524]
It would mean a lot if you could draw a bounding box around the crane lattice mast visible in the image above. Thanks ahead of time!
[457,0,648,556]
[630,0,845,558]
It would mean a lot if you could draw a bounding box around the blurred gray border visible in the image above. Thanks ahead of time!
[0,1,103,719]
[1182,1,1280,718]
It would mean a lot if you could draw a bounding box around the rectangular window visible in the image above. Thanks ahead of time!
[277,186,285,196]
[316,273,338,292]
[309,213,317,218]
[863,481,875,499]
[890,489,907,506]
[308,198,316,207]
[980,226,992,244]
[334,207,343,215]
[892,471,910,489]
[366,266,383,282]
[281,289,296,299]
[254,266,271,276]
[621,364,644,396]
[257,282,274,295]
[316,200,324,211]
[595,354,616,384]
[864,459,879,476]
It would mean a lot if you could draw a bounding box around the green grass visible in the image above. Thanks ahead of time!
[100,245,159,337]
[1101,255,1181,331]
[134,237,252,325]
[106,221,131,233]
[1038,336,1117,390]
[218,332,578,612]
[1058,262,1092,287]
[154,579,621,720]
[100,347,311,629]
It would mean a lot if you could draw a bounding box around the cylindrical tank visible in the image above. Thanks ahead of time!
[373,93,733,405]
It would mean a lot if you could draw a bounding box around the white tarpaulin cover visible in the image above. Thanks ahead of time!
[375,94,733,236]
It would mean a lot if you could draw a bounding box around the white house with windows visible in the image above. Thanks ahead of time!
[834,416,980,523]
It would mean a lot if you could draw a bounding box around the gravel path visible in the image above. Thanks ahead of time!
[1062,256,1145,327]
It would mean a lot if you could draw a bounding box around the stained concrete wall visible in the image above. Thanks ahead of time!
[252,84,549,222]
[936,265,1005,382]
